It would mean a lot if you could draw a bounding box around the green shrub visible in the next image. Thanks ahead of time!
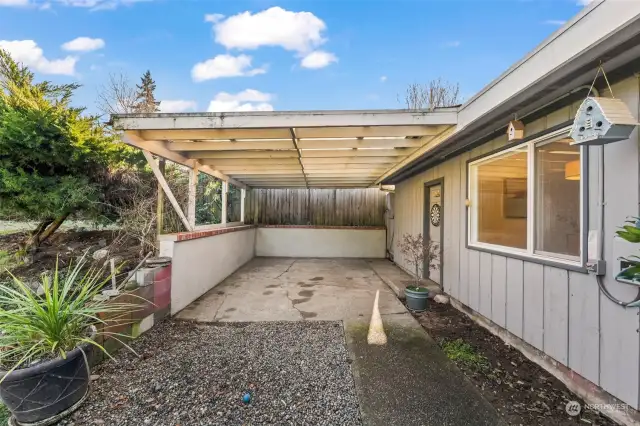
[0,257,141,379]
[440,338,489,371]
[0,402,9,423]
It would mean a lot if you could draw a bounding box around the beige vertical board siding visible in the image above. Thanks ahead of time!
[545,105,572,127]
[458,152,470,306]
[446,156,461,299]
[525,115,547,136]
[505,258,524,338]
[468,250,481,311]
[390,75,640,409]
[568,271,600,385]
[598,77,640,408]
[479,252,493,318]
[491,255,507,327]
[543,266,569,366]
[523,262,544,351]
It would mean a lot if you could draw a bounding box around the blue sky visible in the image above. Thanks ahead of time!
[0,0,591,116]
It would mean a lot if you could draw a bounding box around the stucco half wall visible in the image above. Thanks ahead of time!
[170,226,256,314]
[255,226,386,258]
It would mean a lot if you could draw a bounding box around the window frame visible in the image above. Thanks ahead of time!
[466,126,585,268]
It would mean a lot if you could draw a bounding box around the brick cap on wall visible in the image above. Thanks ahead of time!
[159,225,256,242]
[258,225,386,230]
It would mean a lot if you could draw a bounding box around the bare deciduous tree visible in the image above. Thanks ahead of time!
[403,78,461,111]
[398,233,439,286]
[97,72,137,117]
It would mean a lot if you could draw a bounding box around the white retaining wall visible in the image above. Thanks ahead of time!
[255,227,386,258]
[170,228,256,314]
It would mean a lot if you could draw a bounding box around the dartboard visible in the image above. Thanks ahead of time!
[430,204,441,227]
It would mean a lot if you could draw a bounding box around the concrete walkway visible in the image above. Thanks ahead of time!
[344,312,503,426]
[176,257,503,425]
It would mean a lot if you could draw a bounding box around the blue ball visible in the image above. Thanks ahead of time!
[242,392,251,404]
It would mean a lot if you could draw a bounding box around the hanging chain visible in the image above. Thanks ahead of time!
[588,63,615,97]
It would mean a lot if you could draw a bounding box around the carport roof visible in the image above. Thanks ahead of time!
[111,108,457,189]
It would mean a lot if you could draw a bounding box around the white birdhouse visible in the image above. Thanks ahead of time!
[570,97,638,146]
[507,120,525,141]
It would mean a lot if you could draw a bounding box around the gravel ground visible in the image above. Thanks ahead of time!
[61,321,361,426]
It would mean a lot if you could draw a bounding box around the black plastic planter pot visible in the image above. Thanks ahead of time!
[0,341,92,425]
[405,287,429,312]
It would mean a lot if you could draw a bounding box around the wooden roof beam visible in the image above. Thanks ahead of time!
[122,132,247,189]
[189,151,298,159]
[296,138,425,149]
[294,125,449,139]
[300,148,411,158]
[169,140,295,151]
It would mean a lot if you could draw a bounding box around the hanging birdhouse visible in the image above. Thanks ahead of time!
[507,120,525,141]
[570,97,638,146]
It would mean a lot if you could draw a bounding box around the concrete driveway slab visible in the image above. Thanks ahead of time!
[175,257,403,322]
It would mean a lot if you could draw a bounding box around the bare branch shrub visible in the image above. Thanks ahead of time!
[403,78,461,111]
[97,72,137,117]
[398,233,439,286]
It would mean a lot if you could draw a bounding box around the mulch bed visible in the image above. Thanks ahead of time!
[412,302,618,426]
[0,230,141,283]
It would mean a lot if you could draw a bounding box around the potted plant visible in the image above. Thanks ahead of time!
[0,258,140,425]
[616,217,640,284]
[398,233,439,312]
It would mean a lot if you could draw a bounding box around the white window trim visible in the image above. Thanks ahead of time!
[467,126,583,267]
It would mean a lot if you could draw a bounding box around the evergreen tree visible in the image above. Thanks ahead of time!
[134,70,159,113]
[0,49,119,252]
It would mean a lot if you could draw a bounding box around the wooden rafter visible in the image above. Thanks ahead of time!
[142,150,192,232]
[290,128,308,189]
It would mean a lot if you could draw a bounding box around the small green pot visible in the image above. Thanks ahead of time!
[405,286,429,312]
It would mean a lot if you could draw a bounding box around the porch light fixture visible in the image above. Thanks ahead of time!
[564,160,580,180]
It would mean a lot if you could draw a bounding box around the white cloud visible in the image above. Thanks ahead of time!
[442,41,461,48]
[214,89,272,103]
[191,54,266,82]
[577,0,595,5]
[207,89,273,112]
[543,19,566,25]
[62,37,105,52]
[210,7,327,53]
[0,0,29,6]
[159,100,197,113]
[52,0,151,11]
[380,76,387,82]
[0,40,77,75]
[300,50,337,69]
[0,0,148,7]
[204,13,224,23]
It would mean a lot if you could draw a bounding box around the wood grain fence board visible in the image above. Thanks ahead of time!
[244,188,386,226]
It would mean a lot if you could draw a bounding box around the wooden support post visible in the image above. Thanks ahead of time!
[156,158,165,236]
[187,163,199,229]
[221,180,228,225]
[142,150,193,232]
[240,188,246,223]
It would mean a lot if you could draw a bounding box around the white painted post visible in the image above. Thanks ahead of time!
[221,180,228,225]
[240,188,246,223]
[187,163,199,230]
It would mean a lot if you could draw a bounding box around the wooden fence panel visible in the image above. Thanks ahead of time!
[245,188,386,226]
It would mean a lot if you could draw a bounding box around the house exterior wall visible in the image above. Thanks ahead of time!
[392,76,640,409]
[170,227,256,314]
[255,226,386,258]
